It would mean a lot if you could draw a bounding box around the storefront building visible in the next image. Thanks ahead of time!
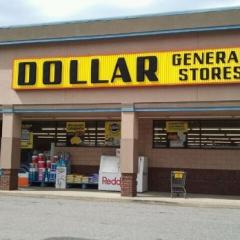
[1,7,240,196]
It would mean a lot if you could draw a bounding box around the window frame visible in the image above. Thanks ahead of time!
[152,119,240,150]
[22,120,121,149]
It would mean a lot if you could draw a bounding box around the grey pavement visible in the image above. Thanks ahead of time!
[0,195,240,240]
[1,188,240,208]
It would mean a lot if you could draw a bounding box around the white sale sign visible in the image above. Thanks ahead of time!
[55,167,67,189]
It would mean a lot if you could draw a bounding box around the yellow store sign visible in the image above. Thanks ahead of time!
[166,121,188,133]
[105,121,121,146]
[66,122,85,133]
[12,47,240,90]
[21,130,33,149]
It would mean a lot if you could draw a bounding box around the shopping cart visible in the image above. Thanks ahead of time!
[171,171,186,198]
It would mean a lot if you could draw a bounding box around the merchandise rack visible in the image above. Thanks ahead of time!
[66,182,98,189]
[29,180,55,187]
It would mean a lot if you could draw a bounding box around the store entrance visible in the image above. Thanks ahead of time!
[19,120,121,190]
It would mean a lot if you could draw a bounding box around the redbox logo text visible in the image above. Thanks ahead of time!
[102,177,121,185]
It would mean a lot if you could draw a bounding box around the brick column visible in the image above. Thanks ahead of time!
[0,169,18,190]
[121,173,137,197]
[120,106,138,197]
[0,110,21,190]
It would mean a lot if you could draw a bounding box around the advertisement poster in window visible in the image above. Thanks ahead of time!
[66,122,85,146]
[105,122,121,146]
[21,130,33,149]
[166,121,188,148]
[21,125,33,149]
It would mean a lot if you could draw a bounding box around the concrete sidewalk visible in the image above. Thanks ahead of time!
[1,188,240,208]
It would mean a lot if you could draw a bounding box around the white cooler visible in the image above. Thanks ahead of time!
[98,155,121,191]
[137,156,148,193]
[98,155,148,192]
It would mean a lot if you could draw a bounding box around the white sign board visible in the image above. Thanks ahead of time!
[99,155,120,173]
[98,172,121,191]
[98,155,121,191]
[55,167,67,189]
[98,155,148,192]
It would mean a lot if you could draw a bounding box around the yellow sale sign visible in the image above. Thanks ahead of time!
[166,121,188,133]
[12,47,240,90]
[21,131,33,149]
[66,122,85,133]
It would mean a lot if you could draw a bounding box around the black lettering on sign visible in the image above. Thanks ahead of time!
[137,56,158,82]
[234,66,240,79]
[179,69,188,81]
[216,51,226,64]
[91,59,108,84]
[211,67,221,80]
[70,60,87,84]
[189,68,198,80]
[206,52,214,64]
[172,54,181,65]
[228,51,239,63]
[111,58,131,83]
[223,67,232,79]
[200,68,209,80]
[18,62,36,85]
[43,61,62,85]
[193,53,204,64]
[183,53,191,65]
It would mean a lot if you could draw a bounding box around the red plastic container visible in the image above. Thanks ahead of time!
[46,160,51,169]
[32,155,38,164]
[52,155,58,163]
[38,160,45,168]
[38,153,44,161]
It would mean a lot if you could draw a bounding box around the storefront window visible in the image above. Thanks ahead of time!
[153,121,167,148]
[96,121,121,147]
[153,120,240,149]
[200,120,240,149]
[55,121,67,147]
[65,121,96,147]
[22,120,120,149]
[21,121,56,151]
[186,121,201,148]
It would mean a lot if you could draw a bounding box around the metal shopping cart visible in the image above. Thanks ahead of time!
[171,171,187,198]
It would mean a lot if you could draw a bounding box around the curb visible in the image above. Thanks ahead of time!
[1,191,240,209]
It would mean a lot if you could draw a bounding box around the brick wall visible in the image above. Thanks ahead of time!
[0,169,18,190]
[149,167,240,195]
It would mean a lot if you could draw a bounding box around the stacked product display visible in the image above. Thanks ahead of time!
[28,151,98,189]
[66,173,99,188]
[29,152,70,186]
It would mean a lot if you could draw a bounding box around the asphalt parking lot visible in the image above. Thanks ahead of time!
[0,195,240,240]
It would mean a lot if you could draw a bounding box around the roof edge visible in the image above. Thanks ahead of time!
[0,24,239,46]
